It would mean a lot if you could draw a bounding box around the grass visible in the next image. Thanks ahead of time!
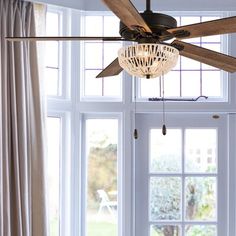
[87,220,117,236]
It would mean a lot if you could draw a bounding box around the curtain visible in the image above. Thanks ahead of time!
[0,0,47,235]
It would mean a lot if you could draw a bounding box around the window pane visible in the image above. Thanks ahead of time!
[164,71,181,97]
[45,42,59,68]
[185,225,217,236]
[45,68,59,96]
[150,129,182,173]
[185,177,217,221]
[150,225,181,236]
[104,43,121,66]
[46,12,59,36]
[47,117,61,236]
[140,78,160,98]
[150,177,181,221]
[104,16,120,36]
[46,11,60,97]
[86,119,118,236]
[84,43,103,69]
[84,70,103,96]
[185,129,217,173]
[181,56,201,71]
[181,71,201,97]
[103,75,122,97]
[202,71,222,97]
[85,16,103,36]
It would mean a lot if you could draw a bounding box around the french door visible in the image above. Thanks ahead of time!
[135,113,228,236]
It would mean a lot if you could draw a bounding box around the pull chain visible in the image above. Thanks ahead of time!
[161,73,167,135]
[134,77,138,139]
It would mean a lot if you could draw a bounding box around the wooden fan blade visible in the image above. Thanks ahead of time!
[168,16,236,39]
[6,36,123,42]
[96,58,123,78]
[172,40,236,72]
[102,0,152,33]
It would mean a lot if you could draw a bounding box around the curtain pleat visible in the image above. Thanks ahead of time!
[0,1,47,235]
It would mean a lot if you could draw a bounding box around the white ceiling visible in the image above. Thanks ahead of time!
[30,0,236,11]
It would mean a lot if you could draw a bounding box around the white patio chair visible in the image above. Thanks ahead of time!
[97,189,117,219]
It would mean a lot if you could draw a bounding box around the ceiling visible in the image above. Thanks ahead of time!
[30,0,236,11]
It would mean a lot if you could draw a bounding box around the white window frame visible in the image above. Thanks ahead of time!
[44,6,236,236]
[79,11,123,102]
[134,113,229,236]
[135,11,229,102]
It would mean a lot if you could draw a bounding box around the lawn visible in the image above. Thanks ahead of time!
[87,220,117,236]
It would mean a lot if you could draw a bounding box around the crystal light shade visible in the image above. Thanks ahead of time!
[118,43,179,79]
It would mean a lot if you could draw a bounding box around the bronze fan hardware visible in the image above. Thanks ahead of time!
[6,0,236,77]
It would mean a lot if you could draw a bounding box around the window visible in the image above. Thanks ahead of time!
[138,14,227,101]
[46,117,61,236]
[45,11,61,96]
[44,6,236,236]
[135,114,228,236]
[81,14,122,99]
[85,118,119,236]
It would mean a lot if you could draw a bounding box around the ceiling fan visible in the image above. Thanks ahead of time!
[6,0,236,79]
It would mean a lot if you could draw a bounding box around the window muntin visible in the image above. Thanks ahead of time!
[81,14,122,99]
[138,15,226,101]
[85,119,118,236]
[149,128,218,236]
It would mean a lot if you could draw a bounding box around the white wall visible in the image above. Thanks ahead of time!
[30,0,236,11]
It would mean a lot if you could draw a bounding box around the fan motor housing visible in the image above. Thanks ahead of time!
[119,11,177,41]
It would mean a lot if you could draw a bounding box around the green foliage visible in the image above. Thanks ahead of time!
[87,143,117,209]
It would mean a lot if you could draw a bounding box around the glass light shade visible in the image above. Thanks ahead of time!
[118,43,179,79]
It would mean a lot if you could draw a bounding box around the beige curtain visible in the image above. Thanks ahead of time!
[0,0,47,235]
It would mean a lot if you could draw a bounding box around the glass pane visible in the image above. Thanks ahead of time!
[85,43,103,69]
[185,177,217,221]
[104,16,120,36]
[46,12,59,36]
[45,68,59,96]
[185,225,217,236]
[46,117,61,236]
[103,74,122,97]
[150,129,182,173]
[85,16,103,36]
[140,78,160,98]
[202,71,222,97]
[84,70,103,96]
[104,43,121,66]
[181,71,201,97]
[150,225,180,236]
[86,119,118,236]
[185,129,217,173]
[150,177,181,221]
[45,42,59,68]
[181,56,201,71]
[164,71,181,97]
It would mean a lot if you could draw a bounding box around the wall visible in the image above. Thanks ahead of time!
[30,0,236,11]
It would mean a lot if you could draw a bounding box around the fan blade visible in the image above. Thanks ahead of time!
[168,16,236,39]
[96,58,123,78]
[102,0,152,33]
[172,40,236,72]
[6,36,123,42]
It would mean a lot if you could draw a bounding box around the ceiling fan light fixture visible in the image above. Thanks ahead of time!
[118,43,179,78]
